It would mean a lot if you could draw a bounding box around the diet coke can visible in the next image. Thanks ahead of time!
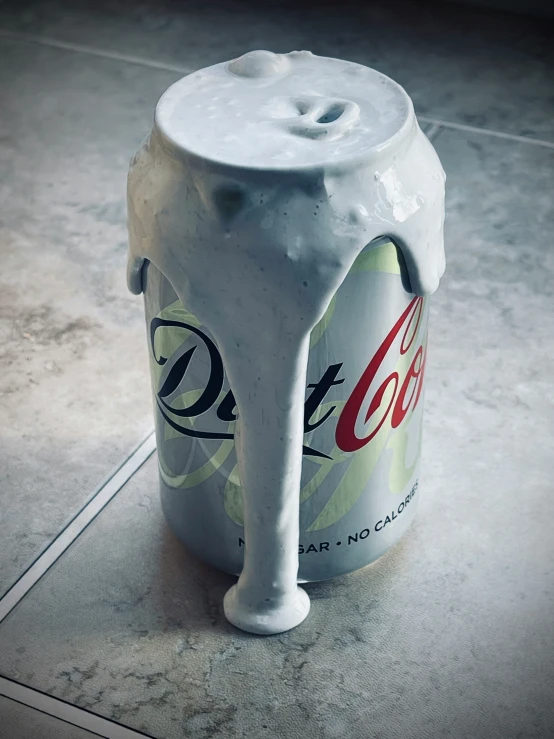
[128,50,445,585]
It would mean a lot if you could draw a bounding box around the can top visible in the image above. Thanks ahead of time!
[155,50,414,171]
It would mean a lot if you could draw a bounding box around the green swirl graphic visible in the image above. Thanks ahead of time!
[223,465,243,525]
[386,421,423,494]
[306,346,419,532]
[152,239,424,530]
[224,401,349,526]
[350,239,404,276]
[158,389,235,489]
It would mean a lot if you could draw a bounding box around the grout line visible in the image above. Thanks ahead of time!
[0,29,193,75]
[424,123,441,140]
[0,432,156,624]
[0,694,107,738]
[0,677,157,738]
[1,28,553,150]
[418,115,554,149]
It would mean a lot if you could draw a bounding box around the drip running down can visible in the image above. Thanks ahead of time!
[143,235,428,582]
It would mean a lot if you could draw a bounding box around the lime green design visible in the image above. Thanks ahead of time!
[223,402,349,525]
[153,239,422,529]
[307,425,390,532]
[223,465,244,525]
[300,402,348,503]
[163,389,203,442]
[386,421,423,494]
[300,449,350,503]
[306,326,423,532]
[160,437,235,490]
[149,301,202,390]
[158,389,235,490]
[350,240,401,275]
[157,300,202,328]
[307,240,399,352]
[152,304,236,493]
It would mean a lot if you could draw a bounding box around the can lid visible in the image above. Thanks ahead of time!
[155,50,414,171]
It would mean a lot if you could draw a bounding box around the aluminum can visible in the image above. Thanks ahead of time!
[143,236,428,581]
[130,50,444,583]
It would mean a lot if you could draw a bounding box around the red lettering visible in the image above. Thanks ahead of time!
[400,297,423,355]
[336,297,423,453]
[364,372,399,436]
[391,345,424,428]
[411,339,427,411]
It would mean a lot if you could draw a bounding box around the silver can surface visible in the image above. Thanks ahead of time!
[128,50,445,630]
[143,236,428,582]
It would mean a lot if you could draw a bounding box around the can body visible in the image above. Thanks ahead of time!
[143,236,428,582]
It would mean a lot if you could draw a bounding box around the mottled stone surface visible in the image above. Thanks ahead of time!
[0,696,96,739]
[1,124,553,739]
[0,428,553,739]
[0,4,553,738]
[0,38,180,596]
[0,0,553,140]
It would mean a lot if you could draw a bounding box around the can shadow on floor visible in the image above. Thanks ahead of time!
[153,518,416,637]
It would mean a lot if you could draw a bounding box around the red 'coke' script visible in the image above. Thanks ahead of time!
[335,297,427,453]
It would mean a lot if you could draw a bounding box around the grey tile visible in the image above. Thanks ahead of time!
[0,121,553,739]
[0,38,180,596]
[0,0,553,140]
[0,696,98,739]
[0,75,553,739]
[0,442,553,738]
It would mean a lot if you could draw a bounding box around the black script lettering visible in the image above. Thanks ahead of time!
[152,318,226,424]
[304,363,344,432]
[151,317,335,457]
[217,390,238,422]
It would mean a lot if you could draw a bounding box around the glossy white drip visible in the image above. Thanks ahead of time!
[127,51,445,634]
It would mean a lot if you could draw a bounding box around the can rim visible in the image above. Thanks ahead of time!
[153,53,417,176]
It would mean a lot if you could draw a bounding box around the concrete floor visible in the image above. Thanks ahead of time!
[0,1,553,737]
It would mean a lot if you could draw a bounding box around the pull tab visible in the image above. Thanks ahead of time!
[283,97,360,140]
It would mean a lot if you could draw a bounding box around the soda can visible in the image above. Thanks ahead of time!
[129,50,445,586]
[142,237,428,581]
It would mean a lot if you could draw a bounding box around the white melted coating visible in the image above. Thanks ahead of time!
[156,49,411,169]
[127,50,446,634]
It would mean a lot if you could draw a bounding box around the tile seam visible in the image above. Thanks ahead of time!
[1,29,552,149]
[0,677,157,738]
[0,433,156,623]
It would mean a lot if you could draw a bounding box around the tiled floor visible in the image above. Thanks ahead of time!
[0,34,175,597]
[0,1,553,738]
[0,697,98,739]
